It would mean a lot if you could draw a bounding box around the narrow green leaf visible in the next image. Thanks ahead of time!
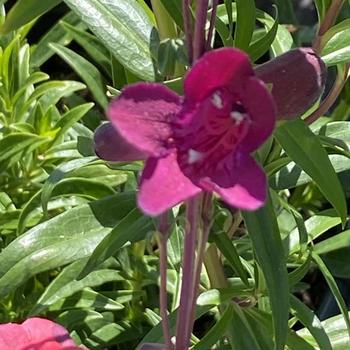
[314,230,350,255]
[50,103,94,147]
[63,0,155,81]
[193,305,234,350]
[0,193,136,297]
[80,208,154,277]
[213,232,249,285]
[18,177,115,235]
[290,295,332,350]
[31,11,86,68]
[49,43,107,108]
[243,197,289,350]
[48,288,124,311]
[285,209,341,254]
[60,21,111,76]
[229,303,264,350]
[41,157,96,214]
[272,0,297,24]
[0,133,49,170]
[248,8,279,61]
[298,312,350,350]
[31,259,123,315]
[312,253,350,342]
[234,0,255,51]
[276,119,347,225]
[159,0,183,30]
[1,0,61,33]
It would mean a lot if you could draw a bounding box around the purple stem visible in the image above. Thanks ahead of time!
[186,193,213,336]
[305,64,350,125]
[206,0,219,51]
[183,0,194,64]
[313,0,344,53]
[193,0,209,61]
[175,196,200,350]
[158,214,173,350]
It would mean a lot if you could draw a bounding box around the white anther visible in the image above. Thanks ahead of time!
[171,336,176,345]
[230,111,245,125]
[211,92,223,109]
[188,149,204,164]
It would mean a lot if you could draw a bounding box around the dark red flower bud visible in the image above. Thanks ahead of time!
[255,48,327,120]
[93,122,147,161]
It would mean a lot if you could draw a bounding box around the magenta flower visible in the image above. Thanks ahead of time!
[107,48,276,216]
[0,317,84,350]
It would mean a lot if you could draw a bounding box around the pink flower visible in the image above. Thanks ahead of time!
[0,317,84,350]
[107,48,276,216]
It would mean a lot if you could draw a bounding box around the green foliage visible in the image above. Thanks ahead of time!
[0,1,350,350]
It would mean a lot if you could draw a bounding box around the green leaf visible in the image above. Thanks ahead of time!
[275,119,347,225]
[1,0,61,33]
[0,133,49,171]
[243,197,289,350]
[18,177,115,235]
[48,288,124,311]
[290,295,332,350]
[298,312,350,350]
[312,253,350,342]
[159,0,183,30]
[31,259,124,315]
[31,11,86,68]
[247,308,316,350]
[229,303,264,350]
[213,232,249,285]
[80,207,154,277]
[63,0,155,81]
[322,20,350,66]
[49,43,107,108]
[248,8,279,61]
[234,0,255,51]
[314,230,350,255]
[41,157,97,214]
[193,305,234,350]
[272,0,297,24]
[60,21,111,76]
[284,209,341,254]
[0,193,136,298]
[50,103,94,147]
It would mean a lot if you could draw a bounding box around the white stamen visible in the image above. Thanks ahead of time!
[171,336,176,345]
[188,149,204,164]
[230,111,245,125]
[211,92,223,109]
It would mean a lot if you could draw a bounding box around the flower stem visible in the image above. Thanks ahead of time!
[206,0,219,51]
[313,0,345,54]
[193,0,209,61]
[175,196,200,350]
[158,213,173,350]
[183,0,194,64]
[186,193,214,339]
[305,63,350,125]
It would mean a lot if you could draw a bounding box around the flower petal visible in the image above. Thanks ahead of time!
[0,323,29,350]
[138,152,201,216]
[22,318,78,349]
[94,122,147,161]
[240,77,276,152]
[200,154,267,210]
[184,48,254,103]
[108,83,181,157]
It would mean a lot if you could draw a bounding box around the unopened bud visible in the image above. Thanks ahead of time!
[255,48,327,120]
[93,122,147,161]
